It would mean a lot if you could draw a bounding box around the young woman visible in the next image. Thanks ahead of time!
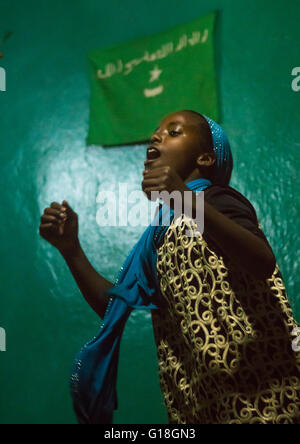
[40,110,300,424]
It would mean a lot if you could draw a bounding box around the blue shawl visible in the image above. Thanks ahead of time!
[70,178,211,424]
[70,116,233,424]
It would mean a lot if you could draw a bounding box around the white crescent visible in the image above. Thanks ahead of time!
[144,85,164,98]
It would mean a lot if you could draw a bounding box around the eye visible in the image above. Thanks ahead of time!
[169,130,180,136]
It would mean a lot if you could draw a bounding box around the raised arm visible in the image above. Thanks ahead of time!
[142,166,276,280]
[201,198,276,280]
[39,200,113,319]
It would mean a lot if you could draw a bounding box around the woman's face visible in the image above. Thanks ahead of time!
[145,111,205,182]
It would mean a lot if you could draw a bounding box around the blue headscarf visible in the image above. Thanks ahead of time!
[203,115,233,186]
[70,117,233,424]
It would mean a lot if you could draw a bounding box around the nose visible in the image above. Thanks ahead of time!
[150,131,162,144]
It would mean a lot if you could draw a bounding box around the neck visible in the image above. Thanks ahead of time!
[183,168,210,184]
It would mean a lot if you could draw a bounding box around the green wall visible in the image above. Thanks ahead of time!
[0,0,299,424]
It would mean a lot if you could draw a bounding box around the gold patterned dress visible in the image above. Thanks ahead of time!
[151,186,300,424]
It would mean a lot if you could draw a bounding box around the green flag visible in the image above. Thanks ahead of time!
[87,12,219,146]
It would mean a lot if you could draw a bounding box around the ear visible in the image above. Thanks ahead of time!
[196,151,216,167]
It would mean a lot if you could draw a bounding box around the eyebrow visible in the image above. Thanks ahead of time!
[154,121,184,132]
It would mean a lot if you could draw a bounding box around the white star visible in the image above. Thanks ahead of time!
[149,65,163,83]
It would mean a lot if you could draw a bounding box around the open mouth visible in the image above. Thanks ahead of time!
[146,146,161,160]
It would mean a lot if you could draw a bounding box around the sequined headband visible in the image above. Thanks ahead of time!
[202,115,233,186]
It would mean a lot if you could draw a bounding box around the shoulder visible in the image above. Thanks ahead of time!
[203,184,259,223]
[202,184,271,246]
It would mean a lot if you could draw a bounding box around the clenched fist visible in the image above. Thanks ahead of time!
[142,165,186,204]
[39,200,79,256]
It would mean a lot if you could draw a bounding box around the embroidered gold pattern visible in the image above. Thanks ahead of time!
[152,216,300,424]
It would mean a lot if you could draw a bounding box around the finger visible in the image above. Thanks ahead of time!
[143,167,167,177]
[144,158,163,170]
[50,201,69,217]
[143,186,165,201]
[41,215,60,225]
[62,200,75,218]
[44,208,66,220]
[39,222,58,233]
[41,214,66,225]
[142,177,161,187]
[143,186,165,193]
[62,200,73,212]
[142,175,168,193]
[40,223,55,229]
[50,202,63,210]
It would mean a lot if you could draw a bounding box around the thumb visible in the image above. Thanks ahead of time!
[62,200,71,209]
[62,200,74,215]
